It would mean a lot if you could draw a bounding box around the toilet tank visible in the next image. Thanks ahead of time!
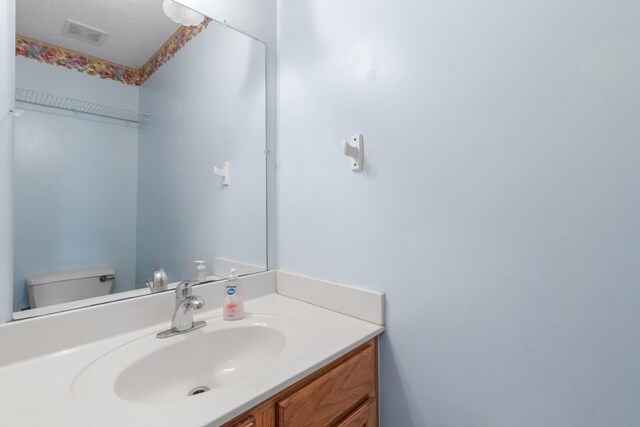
[26,267,115,309]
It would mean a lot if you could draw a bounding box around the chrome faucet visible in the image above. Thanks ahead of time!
[157,280,206,338]
[146,267,168,293]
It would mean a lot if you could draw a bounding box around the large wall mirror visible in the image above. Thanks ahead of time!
[12,0,267,319]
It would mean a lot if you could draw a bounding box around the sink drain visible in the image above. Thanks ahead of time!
[188,386,210,396]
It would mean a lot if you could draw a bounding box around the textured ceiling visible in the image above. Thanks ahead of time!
[16,0,183,68]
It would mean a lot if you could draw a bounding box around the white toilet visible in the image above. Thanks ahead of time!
[26,267,115,308]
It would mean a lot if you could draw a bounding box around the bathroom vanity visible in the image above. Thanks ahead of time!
[1,4,385,425]
[0,271,384,426]
[223,339,377,427]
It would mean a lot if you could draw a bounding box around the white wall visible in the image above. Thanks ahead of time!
[136,20,266,285]
[14,58,139,311]
[0,0,15,322]
[179,0,278,268]
[277,1,640,426]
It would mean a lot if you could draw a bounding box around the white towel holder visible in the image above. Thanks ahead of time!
[343,134,364,171]
[214,162,230,185]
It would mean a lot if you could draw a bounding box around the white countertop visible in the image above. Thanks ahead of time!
[0,293,384,427]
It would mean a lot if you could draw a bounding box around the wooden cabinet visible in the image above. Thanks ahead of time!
[223,338,378,427]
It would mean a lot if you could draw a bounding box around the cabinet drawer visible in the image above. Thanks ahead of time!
[227,407,275,427]
[277,344,376,426]
[230,416,255,427]
[336,397,377,427]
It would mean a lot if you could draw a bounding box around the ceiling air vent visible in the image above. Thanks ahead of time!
[61,19,108,46]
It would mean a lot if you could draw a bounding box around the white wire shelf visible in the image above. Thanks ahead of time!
[15,88,149,123]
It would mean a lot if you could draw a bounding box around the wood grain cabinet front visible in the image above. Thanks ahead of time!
[222,338,378,427]
[335,398,377,427]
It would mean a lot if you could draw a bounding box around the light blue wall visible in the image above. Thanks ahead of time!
[136,20,266,285]
[13,57,139,311]
[277,1,640,426]
[0,0,15,322]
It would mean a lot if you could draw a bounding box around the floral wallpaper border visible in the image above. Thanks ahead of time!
[138,18,211,85]
[15,18,211,86]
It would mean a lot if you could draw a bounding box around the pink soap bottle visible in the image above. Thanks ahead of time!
[223,268,244,320]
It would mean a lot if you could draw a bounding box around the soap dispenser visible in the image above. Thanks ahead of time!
[223,268,244,320]
[194,260,207,283]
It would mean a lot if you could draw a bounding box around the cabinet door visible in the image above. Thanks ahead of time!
[336,398,377,427]
[277,344,375,426]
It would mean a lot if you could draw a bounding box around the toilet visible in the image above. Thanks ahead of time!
[25,267,115,308]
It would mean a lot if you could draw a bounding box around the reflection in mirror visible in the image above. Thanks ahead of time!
[12,0,267,319]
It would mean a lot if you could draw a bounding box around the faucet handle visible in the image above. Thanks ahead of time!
[175,280,197,301]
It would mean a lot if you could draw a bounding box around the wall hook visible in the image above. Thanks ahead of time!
[7,108,23,117]
[213,162,230,185]
[343,134,363,171]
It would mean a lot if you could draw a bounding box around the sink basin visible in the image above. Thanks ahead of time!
[115,326,285,403]
[72,314,302,404]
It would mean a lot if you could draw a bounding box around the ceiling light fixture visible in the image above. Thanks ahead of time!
[162,0,205,27]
